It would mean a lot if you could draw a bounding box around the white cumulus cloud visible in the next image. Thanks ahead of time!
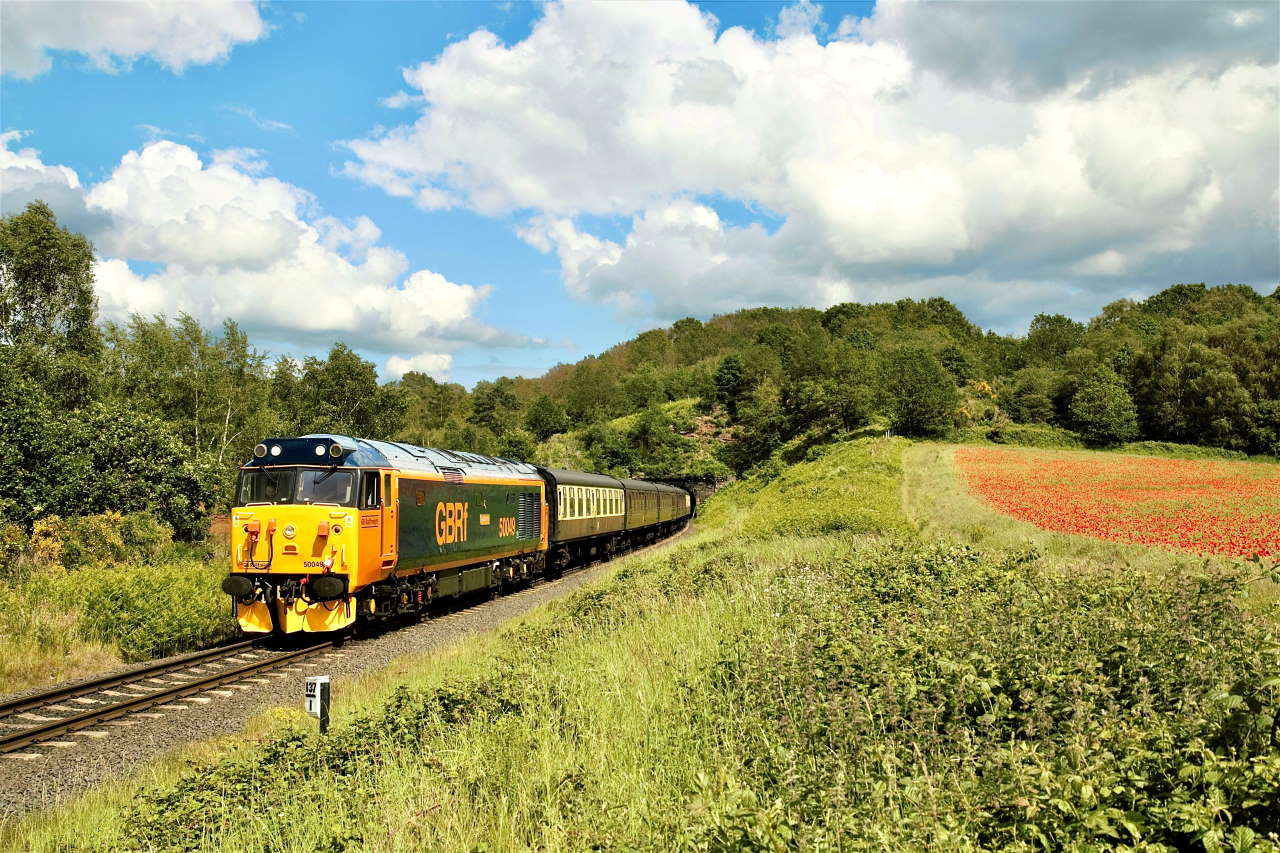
[1,0,266,79]
[343,0,1278,328]
[1,134,536,378]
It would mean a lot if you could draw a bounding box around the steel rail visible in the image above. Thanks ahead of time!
[0,641,333,753]
[0,638,262,720]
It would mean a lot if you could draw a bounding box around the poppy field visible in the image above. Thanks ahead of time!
[955,446,1280,557]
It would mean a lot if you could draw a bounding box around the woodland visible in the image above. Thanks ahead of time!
[3,200,1279,538]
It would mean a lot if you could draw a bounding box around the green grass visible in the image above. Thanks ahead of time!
[6,437,1278,851]
[0,520,236,693]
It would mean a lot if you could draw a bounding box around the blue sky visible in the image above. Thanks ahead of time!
[2,1,1276,387]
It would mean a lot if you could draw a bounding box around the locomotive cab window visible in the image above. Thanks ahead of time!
[295,469,355,506]
[237,467,357,507]
[238,468,295,505]
[361,471,380,508]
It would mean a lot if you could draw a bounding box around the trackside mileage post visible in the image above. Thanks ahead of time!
[304,675,331,733]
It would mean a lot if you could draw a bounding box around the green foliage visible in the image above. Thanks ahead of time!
[0,363,215,538]
[494,428,537,462]
[733,438,913,539]
[1133,322,1256,449]
[712,354,750,418]
[524,393,569,441]
[61,403,217,540]
[101,315,274,472]
[0,201,100,356]
[1023,312,1086,365]
[1121,441,1251,461]
[75,558,234,660]
[468,377,520,436]
[694,543,1280,850]
[984,422,1086,448]
[999,366,1068,424]
[1070,367,1140,446]
[296,343,406,440]
[884,347,960,437]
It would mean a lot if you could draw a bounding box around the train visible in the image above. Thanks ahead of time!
[220,434,693,634]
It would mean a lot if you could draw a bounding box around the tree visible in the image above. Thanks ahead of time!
[0,201,100,355]
[1069,368,1139,446]
[883,348,959,437]
[0,362,215,537]
[1131,323,1255,448]
[495,428,538,462]
[297,344,405,439]
[468,377,520,436]
[713,354,751,418]
[1023,313,1085,366]
[622,365,665,410]
[524,394,569,441]
[999,367,1066,424]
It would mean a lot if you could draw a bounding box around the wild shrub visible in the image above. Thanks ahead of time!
[75,559,235,660]
[687,542,1280,850]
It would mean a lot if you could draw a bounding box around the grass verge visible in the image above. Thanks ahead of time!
[0,523,236,693]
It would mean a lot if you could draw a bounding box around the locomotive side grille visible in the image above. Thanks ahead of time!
[517,492,540,539]
[439,467,465,484]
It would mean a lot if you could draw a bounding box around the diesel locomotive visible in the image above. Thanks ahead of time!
[220,434,692,634]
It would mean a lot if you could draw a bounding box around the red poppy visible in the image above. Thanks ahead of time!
[955,447,1280,558]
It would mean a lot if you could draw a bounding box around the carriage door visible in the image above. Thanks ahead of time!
[381,473,396,566]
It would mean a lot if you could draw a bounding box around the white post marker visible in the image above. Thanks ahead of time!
[304,675,331,734]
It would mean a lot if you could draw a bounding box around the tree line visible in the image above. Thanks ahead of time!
[3,200,1277,537]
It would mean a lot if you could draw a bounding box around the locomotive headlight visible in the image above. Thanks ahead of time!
[270,444,282,457]
[283,524,296,540]
[254,443,267,458]
[314,444,326,457]
[328,443,343,458]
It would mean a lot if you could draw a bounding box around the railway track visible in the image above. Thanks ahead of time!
[0,639,336,756]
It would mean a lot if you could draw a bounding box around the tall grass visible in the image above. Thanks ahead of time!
[0,516,236,693]
[5,438,1277,851]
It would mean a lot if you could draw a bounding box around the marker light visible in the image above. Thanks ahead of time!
[329,443,343,458]
[254,443,267,458]
[270,444,282,457]
[315,444,326,456]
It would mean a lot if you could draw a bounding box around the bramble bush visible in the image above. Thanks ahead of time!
[687,544,1280,850]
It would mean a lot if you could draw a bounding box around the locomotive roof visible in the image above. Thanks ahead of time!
[245,435,540,479]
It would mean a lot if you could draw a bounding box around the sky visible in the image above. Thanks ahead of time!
[2,0,1276,388]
